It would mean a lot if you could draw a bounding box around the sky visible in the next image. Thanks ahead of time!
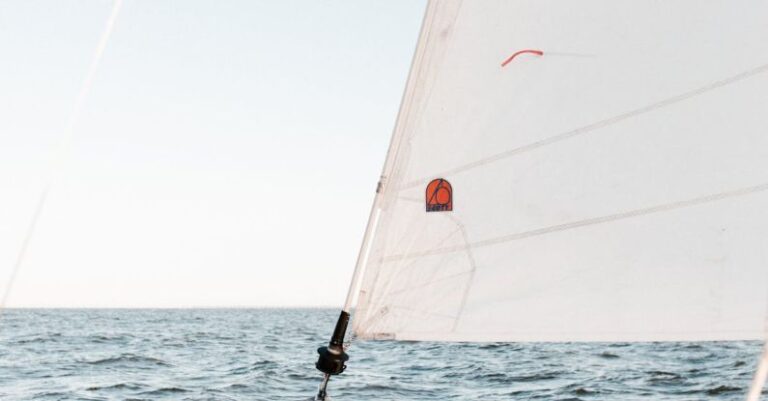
[0,0,426,308]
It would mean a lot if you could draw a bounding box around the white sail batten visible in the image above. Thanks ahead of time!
[352,0,768,342]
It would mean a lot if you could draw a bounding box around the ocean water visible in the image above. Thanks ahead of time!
[0,309,762,401]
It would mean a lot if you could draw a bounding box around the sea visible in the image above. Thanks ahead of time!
[0,309,762,401]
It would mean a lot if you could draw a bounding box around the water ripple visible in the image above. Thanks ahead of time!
[0,309,762,401]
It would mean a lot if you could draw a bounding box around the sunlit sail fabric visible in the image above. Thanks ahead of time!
[351,0,768,342]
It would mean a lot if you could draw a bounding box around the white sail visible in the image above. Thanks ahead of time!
[351,0,768,342]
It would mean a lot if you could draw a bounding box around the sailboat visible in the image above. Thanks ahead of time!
[311,0,768,399]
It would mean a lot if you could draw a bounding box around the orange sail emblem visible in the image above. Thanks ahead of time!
[425,179,452,212]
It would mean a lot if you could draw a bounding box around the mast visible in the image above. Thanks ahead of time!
[310,2,437,399]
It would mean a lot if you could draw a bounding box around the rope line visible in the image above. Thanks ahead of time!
[0,0,123,310]
[382,181,768,263]
[397,62,768,191]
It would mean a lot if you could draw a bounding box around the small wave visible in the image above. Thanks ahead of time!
[647,370,684,384]
[30,390,70,398]
[13,333,62,344]
[88,333,134,343]
[86,382,145,391]
[222,383,248,390]
[84,353,172,367]
[510,372,561,382]
[360,383,398,391]
[139,386,190,396]
[2,309,763,401]
[477,343,507,350]
[573,387,598,395]
[471,372,510,383]
[706,385,741,395]
[648,370,681,378]
[227,360,278,375]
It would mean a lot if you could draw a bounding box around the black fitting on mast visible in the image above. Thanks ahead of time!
[316,311,350,375]
[313,311,351,400]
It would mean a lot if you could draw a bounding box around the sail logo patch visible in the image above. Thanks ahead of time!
[426,179,452,212]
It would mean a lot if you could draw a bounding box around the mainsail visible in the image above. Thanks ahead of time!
[348,0,768,343]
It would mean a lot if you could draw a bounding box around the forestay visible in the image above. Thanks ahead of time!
[351,0,768,342]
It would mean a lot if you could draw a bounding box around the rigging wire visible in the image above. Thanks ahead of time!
[0,0,124,312]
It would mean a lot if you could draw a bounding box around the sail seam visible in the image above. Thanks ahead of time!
[361,328,763,342]
[358,225,461,334]
[445,213,477,333]
[382,181,768,262]
[396,62,768,190]
[381,269,473,298]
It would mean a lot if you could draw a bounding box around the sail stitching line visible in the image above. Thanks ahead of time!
[378,213,474,315]
[397,327,763,339]
[366,220,436,309]
[444,213,477,332]
[377,225,460,305]
[375,216,472,329]
[396,0,465,153]
[387,304,458,321]
[382,181,768,262]
[359,225,461,335]
[358,221,436,334]
[395,195,422,203]
[396,62,768,191]
[381,269,473,298]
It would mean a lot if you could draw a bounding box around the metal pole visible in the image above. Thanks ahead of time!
[746,342,768,401]
[315,374,331,401]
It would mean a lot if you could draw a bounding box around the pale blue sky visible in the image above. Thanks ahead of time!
[0,0,426,307]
